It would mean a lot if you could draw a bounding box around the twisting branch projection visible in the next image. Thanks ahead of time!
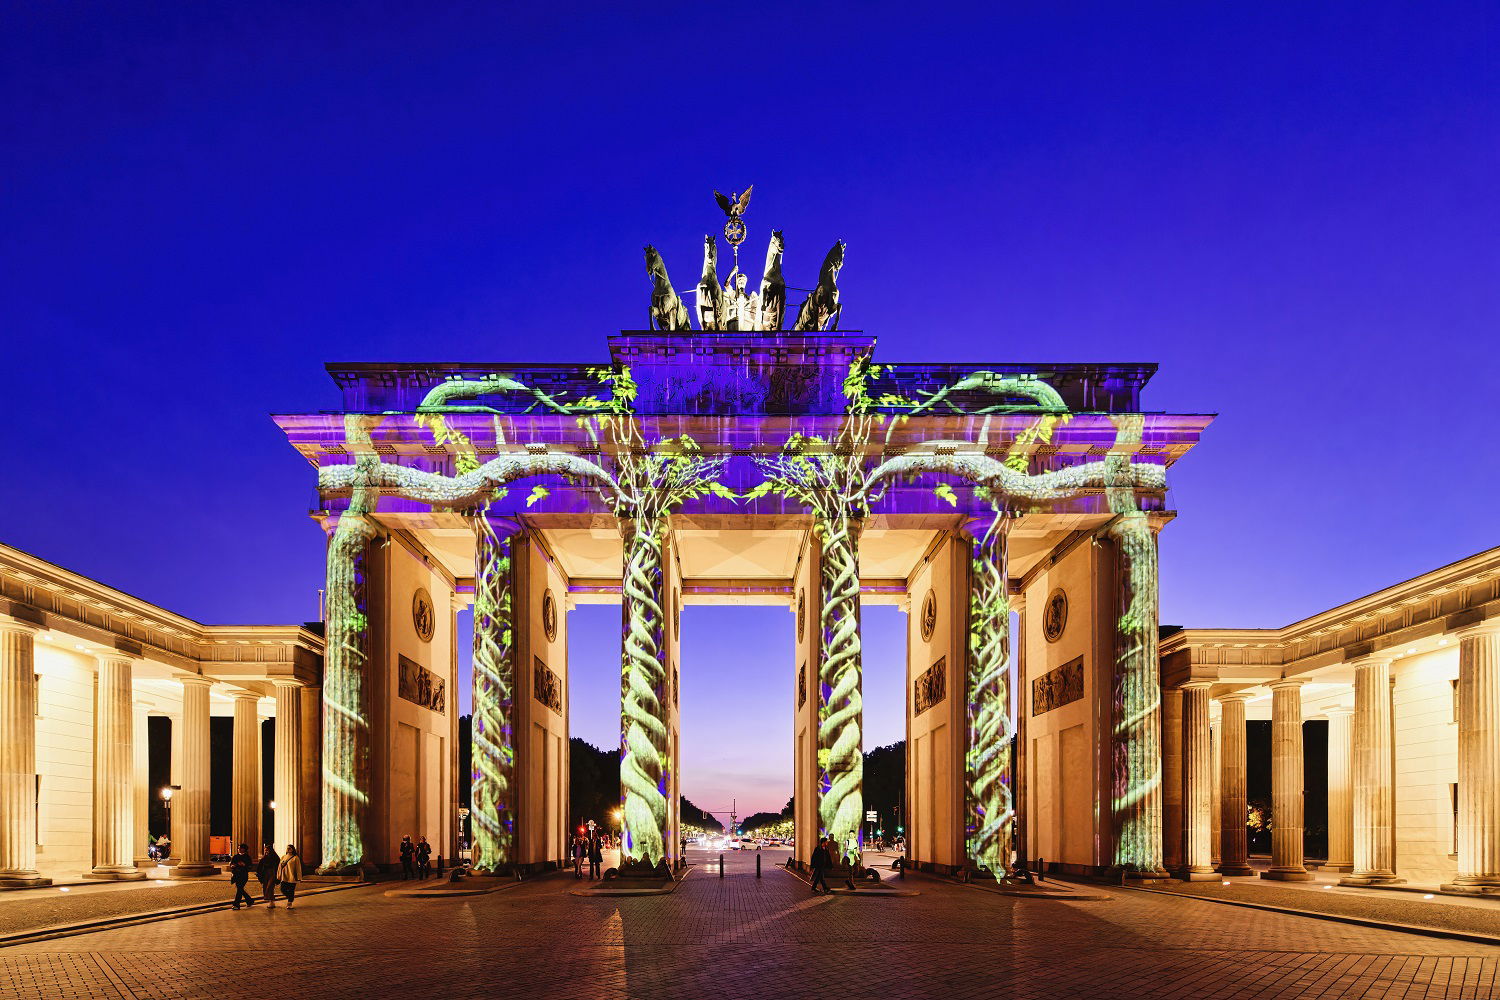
[749,354,1167,879]
[603,420,727,869]
[321,415,378,873]
[752,366,885,866]
[316,398,620,871]
[409,365,724,873]
[1105,414,1165,874]
[964,508,1012,878]
[469,511,516,872]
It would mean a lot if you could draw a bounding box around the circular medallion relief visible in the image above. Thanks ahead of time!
[411,587,435,643]
[796,588,806,642]
[1043,588,1068,643]
[542,588,558,642]
[920,589,938,642]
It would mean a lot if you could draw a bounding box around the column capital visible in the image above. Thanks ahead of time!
[1181,680,1215,692]
[1323,706,1355,719]
[178,674,213,690]
[1454,618,1500,642]
[1215,691,1254,705]
[229,689,259,703]
[1349,654,1393,669]
[0,615,40,636]
[1268,677,1306,692]
[271,677,305,690]
[92,650,136,669]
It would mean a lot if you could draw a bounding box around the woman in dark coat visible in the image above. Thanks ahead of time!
[256,844,281,907]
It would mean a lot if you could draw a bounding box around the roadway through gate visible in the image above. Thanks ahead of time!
[6,859,1498,999]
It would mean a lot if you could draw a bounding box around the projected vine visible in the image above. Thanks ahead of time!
[469,511,516,872]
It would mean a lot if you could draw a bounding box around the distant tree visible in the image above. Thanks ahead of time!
[863,741,906,833]
[740,811,783,832]
[681,796,724,833]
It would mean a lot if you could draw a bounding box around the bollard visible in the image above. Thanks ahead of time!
[719,854,725,878]
[756,853,761,878]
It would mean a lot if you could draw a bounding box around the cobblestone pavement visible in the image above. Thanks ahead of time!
[1145,876,1500,937]
[3,850,1498,999]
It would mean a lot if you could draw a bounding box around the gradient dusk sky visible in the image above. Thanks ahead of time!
[3,3,1495,817]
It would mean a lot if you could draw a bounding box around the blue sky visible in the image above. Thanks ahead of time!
[3,1,1495,815]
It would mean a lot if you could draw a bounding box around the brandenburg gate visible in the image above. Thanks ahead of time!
[275,195,1210,883]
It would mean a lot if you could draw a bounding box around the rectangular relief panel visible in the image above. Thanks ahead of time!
[533,656,562,714]
[1032,656,1084,716]
[398,654,447,714]
[913,656,948,716]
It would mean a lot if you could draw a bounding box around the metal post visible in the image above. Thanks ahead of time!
[719,853,724,877]
[756,853,761,878]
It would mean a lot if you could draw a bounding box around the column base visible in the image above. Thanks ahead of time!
[1322,862,1353,873]
[84,868,147,881]
[167,863,221,878]
[1440,879,1500,897]
[1338,873,1404,886]
[0,874,53,889]
[1172,868,1221,882]
[1216,863,1254,876]
[1260,868,1314,882]
[1118,867,1172,883]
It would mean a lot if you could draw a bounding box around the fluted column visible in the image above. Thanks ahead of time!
[87,654,145,880]
[0,619,50,888]
[1216,693,1253,875]
[232,692,261,852]
[1209,718,1222,866]
[1444,622,1500,895]
[1325,708,1354,871]
[171,676,219,877]
[1342,656,1401,885]
[273,681,302,854]
[133,703,151,866]
[1161,687,1184,873]
[1179,683,1216,878]
[1262,680,1311,880]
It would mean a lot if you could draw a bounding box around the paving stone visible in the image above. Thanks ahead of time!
[1,851,1496,999]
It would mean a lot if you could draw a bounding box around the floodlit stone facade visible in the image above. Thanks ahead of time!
[1158,546,1500,894]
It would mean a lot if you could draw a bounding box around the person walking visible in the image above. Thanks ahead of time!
[277,844,302,908]
[416,835,432,879]
[572,835,585,879]
[587,832,603,881]
[809,837,831,894]
[399,835,415,880]
[229,844,255,909]
[256,843,280,907]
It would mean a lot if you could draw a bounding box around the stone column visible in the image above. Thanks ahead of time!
[232,692,261,852]
[959,514,1012,878]
[1443,621,1500,895]
[1161,687,1184,874]
[1105,514,1165,877]
[273,681,302,854]
[1209,718,1222,866]
[133,703,151,866]
[0,619,50,888]
[1262,679,1311,880]
[86,654,145,880]
[1325,708,1354,872]
[170,676,218,877]
[1341,656,1401,885]
[1216,693,1253,875]
[470,514,520,873]
[1179,683,1216,879]
[298,685,321,866]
